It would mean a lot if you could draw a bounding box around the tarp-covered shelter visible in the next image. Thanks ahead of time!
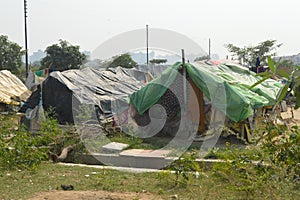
[137,64,169,78]
[20,67,144,124]
[25,71,45,91]
[129,61,282,137]
[123,68,154,83]
[0,70,31,106]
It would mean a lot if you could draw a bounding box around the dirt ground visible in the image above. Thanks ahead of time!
[28,108,300,200]
[28,190,161,200]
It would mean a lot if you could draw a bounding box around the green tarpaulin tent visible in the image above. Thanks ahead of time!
[129,61,282,122]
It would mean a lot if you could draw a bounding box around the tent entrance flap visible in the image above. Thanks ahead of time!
[188,78,205,134]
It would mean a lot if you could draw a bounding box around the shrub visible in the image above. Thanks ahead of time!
[0,115,46,170]
[0,113,82,171]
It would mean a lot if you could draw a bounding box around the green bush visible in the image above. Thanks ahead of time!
[168,152,201,186]
[208,120,300,197]
[0,113,82,171]
[0,115,46,170]
[259,122,300,179]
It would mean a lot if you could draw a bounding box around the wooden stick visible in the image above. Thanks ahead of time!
[182,49,187,106]
[198,90,205,134]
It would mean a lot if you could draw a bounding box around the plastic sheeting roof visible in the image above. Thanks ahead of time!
[0,70,31,105]
[49,67,144,105]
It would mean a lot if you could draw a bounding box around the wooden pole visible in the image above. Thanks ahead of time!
[198,88,205,134]
[182,49,187,105]
[24,0,29,78]
[146,25,149,66]
[208,38,211,59]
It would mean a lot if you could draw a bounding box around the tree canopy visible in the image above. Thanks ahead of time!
[0,35,24,72]
[41,40,87,71]
[194,55,210,62]
[150,59,167,64]
[108,53,137,69]
[225,40,282,66]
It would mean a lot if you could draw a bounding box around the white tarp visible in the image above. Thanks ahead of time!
[0,70,31,105]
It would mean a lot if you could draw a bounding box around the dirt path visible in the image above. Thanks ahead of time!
[28,190,161,200]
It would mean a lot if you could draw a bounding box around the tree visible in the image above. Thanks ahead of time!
[194,55,210,62]
[0,35,24,72]
[150,59,167,64]
[108,53,137,69]
[225,40,282,66]
[41,40,87,71]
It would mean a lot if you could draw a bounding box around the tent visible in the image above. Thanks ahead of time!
[129,61,282,140]
[20,67,144,124]
[123,68,154,83]
[0,70,31,106]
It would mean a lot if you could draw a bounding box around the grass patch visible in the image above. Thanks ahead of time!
[108,132,171,150]
[1,113,300,199]
[0,162,299,199]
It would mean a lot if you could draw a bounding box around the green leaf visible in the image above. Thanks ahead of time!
[295,88,300,109]
[294,79,300,88]
[277,83,290,102]
[256,71,270,77]
[277,69,290,79]
[267,56,275,73]
[292,70,300,79]
[250,75,271,89]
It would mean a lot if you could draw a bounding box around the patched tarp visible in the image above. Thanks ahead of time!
[129,62,282,122]
[0,70,31,105]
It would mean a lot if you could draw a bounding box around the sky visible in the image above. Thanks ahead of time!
[0,0,299,59]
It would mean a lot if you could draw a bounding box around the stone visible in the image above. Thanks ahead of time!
[102,142,129,153]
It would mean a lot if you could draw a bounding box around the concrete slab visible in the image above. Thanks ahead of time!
[102,142,129,153]
[116,149,172,169]
[71,153,230,170]
[120,149,171,158]
[75,150,172,169]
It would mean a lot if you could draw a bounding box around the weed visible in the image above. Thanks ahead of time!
[0,115,46,170]
[0,112,84,171]
[168,152,201,186]
[207,119,300,198]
